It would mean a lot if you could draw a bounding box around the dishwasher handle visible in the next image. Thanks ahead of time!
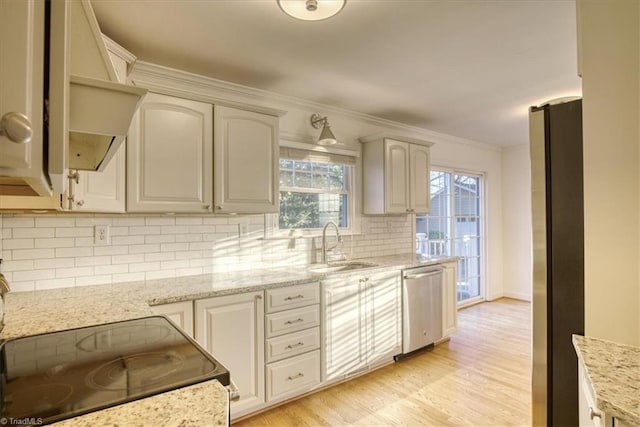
[404,270,442,280]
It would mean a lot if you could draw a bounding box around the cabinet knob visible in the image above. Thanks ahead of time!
[216,205,223,210]
[203,205,211,210]
[76,200,85,207]
[589,407,601,420]
[0,112,33,144]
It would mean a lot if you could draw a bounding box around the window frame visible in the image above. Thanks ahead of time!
[271,157,356,236]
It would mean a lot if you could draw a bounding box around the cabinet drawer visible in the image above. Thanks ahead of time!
[266,305,320,338]
[266,282,319,313]
[266,350,320,402]
[266,327,320,363]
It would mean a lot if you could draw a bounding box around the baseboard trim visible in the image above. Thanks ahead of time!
[502,292,532,302]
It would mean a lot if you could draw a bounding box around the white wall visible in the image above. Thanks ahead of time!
[579,0,640,345]
[501,145,532,301]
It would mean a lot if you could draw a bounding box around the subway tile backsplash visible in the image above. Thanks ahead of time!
[0,213,412,292]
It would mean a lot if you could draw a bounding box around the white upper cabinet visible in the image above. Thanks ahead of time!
[127,93,213,212]
[410,143,431,213]
[384,140,411,214]
[0,0,47,196]
[360,134,432,215]
[214,106,279,214]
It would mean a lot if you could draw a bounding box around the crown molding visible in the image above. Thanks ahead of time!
[358,132,435,147]
[130,62,287,117]
[102,35,137,64]
[130,61,501,152]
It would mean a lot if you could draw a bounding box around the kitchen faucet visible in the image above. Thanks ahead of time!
[321,221,343,264]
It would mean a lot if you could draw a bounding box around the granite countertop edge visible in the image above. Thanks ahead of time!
[50,379,228,427]
[572,334,640,425]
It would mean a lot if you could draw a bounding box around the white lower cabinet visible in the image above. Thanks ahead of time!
[195,291,265,419]
[578,362,628,427]
[150,301,194,338]
[322,269,401,382]
[265,327,320,363]
[265,304,320,338]
[266,350,321,402]
[264,283,321,404]
[441,261,458,338]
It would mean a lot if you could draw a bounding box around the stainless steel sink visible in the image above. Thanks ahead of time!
[308,261,378,274]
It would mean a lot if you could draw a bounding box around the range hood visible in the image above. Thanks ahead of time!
[68,75,146,171]
[64,0,147,172]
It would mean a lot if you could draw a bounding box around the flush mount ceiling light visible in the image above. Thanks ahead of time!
[310,113,337,145]
[278,0,346,21]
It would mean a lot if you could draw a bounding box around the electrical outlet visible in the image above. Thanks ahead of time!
[94,225,110,245]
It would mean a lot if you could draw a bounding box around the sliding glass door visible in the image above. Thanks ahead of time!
[416,170,484,305]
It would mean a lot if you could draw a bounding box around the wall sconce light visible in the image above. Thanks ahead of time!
[310,113,337,145]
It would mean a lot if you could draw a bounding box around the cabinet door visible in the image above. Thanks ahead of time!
[74,50,127,212]
[442,262,458,337]
[384,139,410,214]
[410,144,431,213]
[0,0,45,183]
[321,276,367,381]
[73,145,125,212]
[214,106,279,213]
[367,270,402,365]
[195,292,264,418]
[151,301,194,338]
[128,93,213,212]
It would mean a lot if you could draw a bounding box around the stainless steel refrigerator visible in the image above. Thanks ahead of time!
[529,98,584,427]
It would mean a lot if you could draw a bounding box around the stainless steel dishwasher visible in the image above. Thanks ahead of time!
[399,265,443,356]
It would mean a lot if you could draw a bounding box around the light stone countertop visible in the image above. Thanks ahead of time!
[1,253,455,339]
[51,380,229,427]
[0,253,455,426]
[572,335,640,425]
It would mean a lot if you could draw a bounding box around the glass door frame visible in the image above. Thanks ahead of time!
[415,167,487,308]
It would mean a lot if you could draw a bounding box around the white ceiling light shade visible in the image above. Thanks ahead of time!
[310,113,337,145]
[278,0,346,21]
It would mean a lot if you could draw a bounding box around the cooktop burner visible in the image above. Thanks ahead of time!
[0,316,230,426]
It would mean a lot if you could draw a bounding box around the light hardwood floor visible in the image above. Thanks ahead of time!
[235,298,532,427]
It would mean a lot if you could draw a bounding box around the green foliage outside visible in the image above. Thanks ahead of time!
[279,160,348,229]
[279,192,321,229]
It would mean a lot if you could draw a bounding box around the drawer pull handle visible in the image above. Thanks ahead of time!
[589,407,601,420]
[287,373,304,381]
[285,318,304,325]
[285,294,305,301]
[286,342,305,349]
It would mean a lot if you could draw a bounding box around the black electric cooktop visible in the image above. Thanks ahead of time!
[0,316,229,426]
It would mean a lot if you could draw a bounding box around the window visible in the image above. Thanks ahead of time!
[416,169,484,305]
[278,153,353,230]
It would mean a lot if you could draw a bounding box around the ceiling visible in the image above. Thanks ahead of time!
[91,0,582,147]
